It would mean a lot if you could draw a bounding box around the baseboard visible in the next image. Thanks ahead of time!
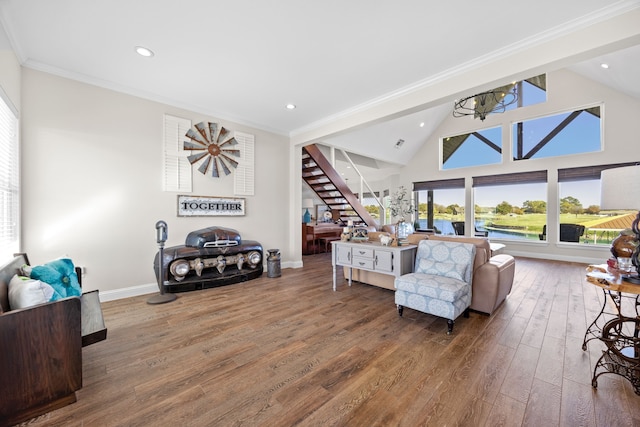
[99,262,303,302]
[506,250,603,265]
[99,283,158,302]
[95,252,598,302]
[286,260,304,269]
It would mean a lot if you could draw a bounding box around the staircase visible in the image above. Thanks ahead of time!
[302,144,378,228]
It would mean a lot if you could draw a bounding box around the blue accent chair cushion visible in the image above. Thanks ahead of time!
[395,239,476,334]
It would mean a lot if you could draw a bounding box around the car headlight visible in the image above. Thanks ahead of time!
[247,251,262,268]
[170,259,190,281]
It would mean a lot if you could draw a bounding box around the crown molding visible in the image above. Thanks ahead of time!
[21,58,290,137]
[290,0,640,140]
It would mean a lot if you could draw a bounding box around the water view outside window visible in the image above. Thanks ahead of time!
[416,188,465,235]
[473,183,547,240]
[413,177,630,243]
[559,179,633,245]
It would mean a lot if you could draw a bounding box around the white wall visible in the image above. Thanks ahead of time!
[21,69,290,298]
[400,69,640,264]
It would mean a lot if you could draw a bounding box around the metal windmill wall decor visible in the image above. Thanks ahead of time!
[184,121,240,177]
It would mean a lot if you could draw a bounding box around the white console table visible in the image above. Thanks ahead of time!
[331,240,417,291]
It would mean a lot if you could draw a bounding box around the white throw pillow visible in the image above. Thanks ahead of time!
[8,274,55,310]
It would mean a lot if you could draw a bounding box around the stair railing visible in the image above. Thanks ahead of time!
[336,148,386,224]
[303,144,377,227]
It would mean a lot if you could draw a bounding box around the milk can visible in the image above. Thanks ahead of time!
[267,249,281,278]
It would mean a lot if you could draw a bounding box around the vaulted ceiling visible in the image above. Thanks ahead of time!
[1,0,639,176]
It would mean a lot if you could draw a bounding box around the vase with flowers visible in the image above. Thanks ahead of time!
[388,186,414,245]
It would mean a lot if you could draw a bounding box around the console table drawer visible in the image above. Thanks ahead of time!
[352,247,374,259]
[352,257,374,269]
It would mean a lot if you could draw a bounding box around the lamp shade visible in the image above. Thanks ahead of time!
[600,165,640,210]
[302,198,314,209]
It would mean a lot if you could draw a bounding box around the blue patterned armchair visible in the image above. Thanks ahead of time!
[394,239,476,334]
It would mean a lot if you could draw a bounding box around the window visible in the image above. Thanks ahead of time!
[473,171,547,241]
[505,74,547,112]
[360,191,382,220]
[558,163,638,245]
[0,90,19,261]
[453,74,546,121]
[513,106,602,160]
[442,126,502,170]
[414,179,465,235]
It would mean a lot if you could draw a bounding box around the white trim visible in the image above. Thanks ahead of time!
[99,263,302,301]
[291,3,639,139]
[505,250,603,266]
[98,283,158,302]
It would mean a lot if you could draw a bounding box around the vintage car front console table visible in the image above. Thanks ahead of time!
[154,226,263,292]
[331,240,417,291]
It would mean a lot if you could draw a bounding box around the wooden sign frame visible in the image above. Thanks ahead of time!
[177,195,245,217]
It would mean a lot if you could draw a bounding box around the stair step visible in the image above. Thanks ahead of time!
[310,183,335,190]
[301,167,319,174]
[302,143,377,228]
[316,192,342,198]
[302,159,318,169]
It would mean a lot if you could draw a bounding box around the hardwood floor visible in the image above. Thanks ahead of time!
[16,255,640,427]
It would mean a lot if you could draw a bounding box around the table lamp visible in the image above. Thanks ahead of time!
[302,199,313,223]
[600,165,640,283]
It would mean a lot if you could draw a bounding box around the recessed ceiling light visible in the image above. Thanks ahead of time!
[601,63,609,69]
[286,104,296,110]
[135,46,154,57]
[419,122,425,127]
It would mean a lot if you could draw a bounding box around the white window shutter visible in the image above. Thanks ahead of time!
[234,131,255,196]
[163,114,192,192]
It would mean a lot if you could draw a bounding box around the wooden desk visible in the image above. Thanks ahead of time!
[303,223,343,254]
[331,240,416,291]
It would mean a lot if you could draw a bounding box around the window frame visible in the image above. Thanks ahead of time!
[0,88,20,262]
[472,171,548,241]
[441,126,502,170]
[413,178,465,233]
[512,104,603,161]
[557,162,639,245]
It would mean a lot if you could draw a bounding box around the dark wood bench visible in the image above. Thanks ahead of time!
[0,253,106,425]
